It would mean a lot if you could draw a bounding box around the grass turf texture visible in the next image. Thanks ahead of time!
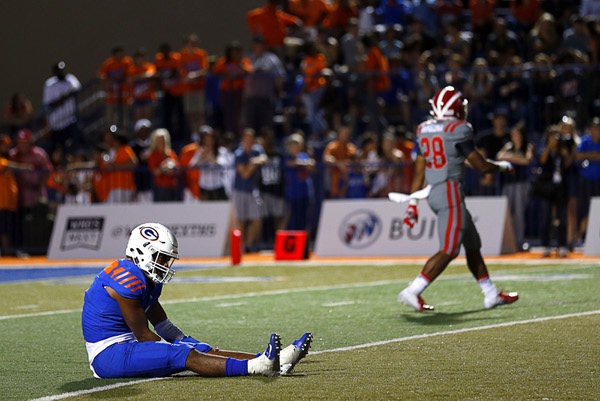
[0,262,598,400]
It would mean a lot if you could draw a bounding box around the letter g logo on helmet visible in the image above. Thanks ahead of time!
[140,226,160,241]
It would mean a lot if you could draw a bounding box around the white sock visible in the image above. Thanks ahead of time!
[478,276,498,299]
[247,356,263,374]
[405,273,431,295]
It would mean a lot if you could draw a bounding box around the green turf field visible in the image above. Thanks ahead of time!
[0,261,599,400]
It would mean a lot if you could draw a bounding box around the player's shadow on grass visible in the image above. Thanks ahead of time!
[400,308,487,325]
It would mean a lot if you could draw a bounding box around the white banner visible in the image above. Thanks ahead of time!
[314,197,516,257]
[48,202,231,259]
[584,197,600,256]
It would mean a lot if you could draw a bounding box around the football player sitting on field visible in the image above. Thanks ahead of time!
[81,222,312,378]
[398,86,519,311]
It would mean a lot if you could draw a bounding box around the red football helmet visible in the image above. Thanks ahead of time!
[429,86,468,120]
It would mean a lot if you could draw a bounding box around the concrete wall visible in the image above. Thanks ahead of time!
[0,0,264,108]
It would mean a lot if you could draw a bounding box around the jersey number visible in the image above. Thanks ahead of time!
[420,137,447,169]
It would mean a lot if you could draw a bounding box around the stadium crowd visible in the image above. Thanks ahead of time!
[1,0,600,257]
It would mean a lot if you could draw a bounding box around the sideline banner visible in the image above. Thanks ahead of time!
[584,197,600,256]
[48,202,231,259]
[315,197,516,257]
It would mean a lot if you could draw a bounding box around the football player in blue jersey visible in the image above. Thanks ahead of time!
[82,222,312,378]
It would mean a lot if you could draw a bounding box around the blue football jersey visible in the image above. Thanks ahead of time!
[82,259,163,343]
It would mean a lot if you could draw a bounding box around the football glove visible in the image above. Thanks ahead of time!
[497,160,514,173]
[403,199,419,228]
[174,336,213,353]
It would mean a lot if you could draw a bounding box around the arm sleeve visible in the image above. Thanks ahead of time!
[455,139,476,158]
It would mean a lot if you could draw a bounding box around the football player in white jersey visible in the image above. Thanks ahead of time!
[398,86,519,311]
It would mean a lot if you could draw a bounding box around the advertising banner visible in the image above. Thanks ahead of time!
[48,202,231,259]
[314,197,516,257]
[584,197,600,256]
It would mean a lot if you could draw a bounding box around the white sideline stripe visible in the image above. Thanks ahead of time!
[27,309,600,401]
[28,378,166,401]
[311,309,600,355]
[0,309,78,321]
[0,280,408,321]
[3,263,598,321]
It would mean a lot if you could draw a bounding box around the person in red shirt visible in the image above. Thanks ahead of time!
[127,48,156,121]
[213,42,252,135]
[147,129,182,202]
[180,34,209,138]
[155,43,187,146]
[247,0,302,50]
[98,46,133,127]
[510,0,541,32]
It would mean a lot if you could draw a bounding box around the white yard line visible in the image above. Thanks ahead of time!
[28,309,600,401]
[312,309,600,355]
[29,378,167,401]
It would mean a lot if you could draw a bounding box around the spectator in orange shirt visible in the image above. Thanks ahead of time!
[147,129,182,202]
[101,127,138,203]
[301,42,327,136]
[288,0,329,40]
[213,41,252,135]
[323,124,357,198]
[179,130,202,203]
[98,45,133,127]
[323,0,359,37]
[180,34,209,138]
[362,34,390,131]
[0,134,33,256]
[155,43,187,147]
[127,48,157,121]
[247,0,302,50]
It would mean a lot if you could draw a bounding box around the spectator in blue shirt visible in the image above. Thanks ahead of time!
[577,117,600,241]
[232,128,266,251]
[284,133,315,231]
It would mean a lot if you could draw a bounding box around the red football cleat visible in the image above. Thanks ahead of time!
[484,291,519,309]
[398,290,435,311]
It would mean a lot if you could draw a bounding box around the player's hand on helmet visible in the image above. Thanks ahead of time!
[403,200,419,228]
[497,160,514,173]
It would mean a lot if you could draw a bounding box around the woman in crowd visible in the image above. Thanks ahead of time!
[534,125,572,257]
[497,123,534,250]
[147,129,181,202]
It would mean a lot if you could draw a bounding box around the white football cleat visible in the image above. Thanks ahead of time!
[280,332,313,375]
[484,291,519,309]
[248,333,281,377]
[398,290,434,311]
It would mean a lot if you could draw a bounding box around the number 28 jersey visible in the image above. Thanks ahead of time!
[416,118,473,186]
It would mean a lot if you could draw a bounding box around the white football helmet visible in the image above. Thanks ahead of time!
[125,223,179,284]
